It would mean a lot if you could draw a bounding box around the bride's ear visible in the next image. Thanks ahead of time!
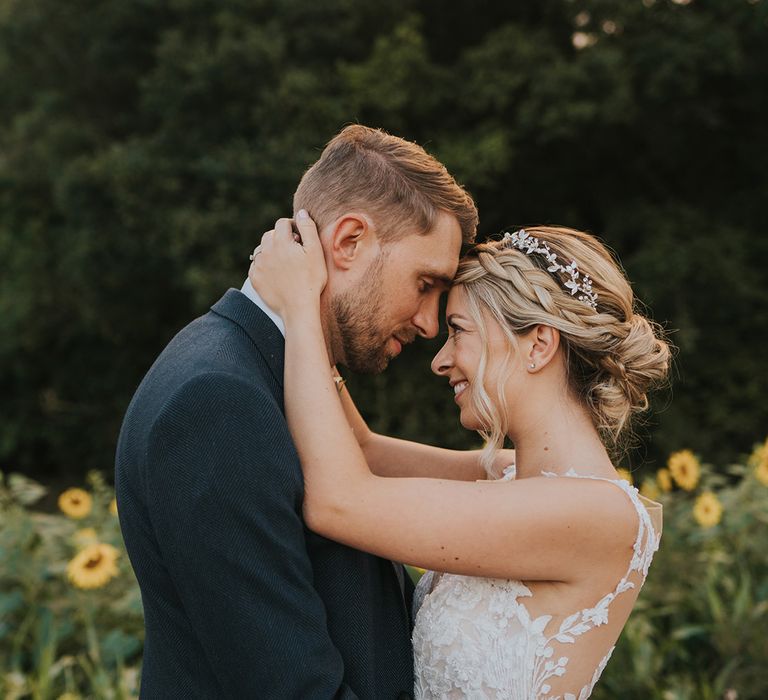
[524,325,560,373]
[327,213,373,271]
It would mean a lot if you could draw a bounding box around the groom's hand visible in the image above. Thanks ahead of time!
[493,449,516,477]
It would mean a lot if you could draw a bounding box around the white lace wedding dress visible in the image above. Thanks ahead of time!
[411,467,662,699]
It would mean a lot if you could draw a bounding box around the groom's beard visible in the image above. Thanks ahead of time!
[332,255,408,375]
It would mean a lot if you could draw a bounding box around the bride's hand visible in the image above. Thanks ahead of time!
[248,211,327,321]
[492,449,516,478]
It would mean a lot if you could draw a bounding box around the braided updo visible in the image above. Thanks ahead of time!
[455,226,671,474]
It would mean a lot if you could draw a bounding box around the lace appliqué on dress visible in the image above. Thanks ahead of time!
[411,468,660,699]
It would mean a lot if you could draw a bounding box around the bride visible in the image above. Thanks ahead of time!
[248,212,669,699]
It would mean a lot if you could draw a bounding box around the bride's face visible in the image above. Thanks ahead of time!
[431,286,515,431]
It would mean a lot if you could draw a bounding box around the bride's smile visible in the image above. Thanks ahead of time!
[450,380,468,400]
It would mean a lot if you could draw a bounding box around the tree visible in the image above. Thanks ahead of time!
[1,0,766,478]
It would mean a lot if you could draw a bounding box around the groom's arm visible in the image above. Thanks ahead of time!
[147,372,358,699]
[360,432,512,480]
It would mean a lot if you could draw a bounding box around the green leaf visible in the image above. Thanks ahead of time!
[0,590,24,618]
[671,624,709,641]
[99,629,142,667]
[7,474,46,506]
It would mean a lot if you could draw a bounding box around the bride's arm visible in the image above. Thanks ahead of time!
[249,215,634,582]
[335,370,511,481]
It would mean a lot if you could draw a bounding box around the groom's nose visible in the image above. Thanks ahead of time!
[413,298,440,339]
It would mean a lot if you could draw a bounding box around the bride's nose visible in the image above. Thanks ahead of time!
[431,339,453,376]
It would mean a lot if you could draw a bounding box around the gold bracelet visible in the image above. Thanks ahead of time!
[333,375,346,394]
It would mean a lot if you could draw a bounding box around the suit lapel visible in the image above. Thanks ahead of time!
[212,289,413,622]
[210,289,284,388]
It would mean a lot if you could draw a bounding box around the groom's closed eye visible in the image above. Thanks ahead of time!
[418,269,454,291]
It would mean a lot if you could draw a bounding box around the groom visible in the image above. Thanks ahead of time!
[115,125,478,698]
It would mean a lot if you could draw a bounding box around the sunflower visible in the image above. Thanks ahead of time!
[656,468,672,492]
[640,479,660,500]
[749,438,768,487]
[616,468,633,485]
[109,497,118,516]
[693,491,723,529]
[756,458,768,487]
[67,543,119,589]
[667,450,701,491]
[58,488,92,519]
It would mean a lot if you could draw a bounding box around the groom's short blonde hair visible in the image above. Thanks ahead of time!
[293,125,478,244]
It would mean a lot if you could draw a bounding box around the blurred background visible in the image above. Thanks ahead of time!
[1,0,767,698]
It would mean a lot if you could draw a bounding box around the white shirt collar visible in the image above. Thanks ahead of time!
[239,279,285,337]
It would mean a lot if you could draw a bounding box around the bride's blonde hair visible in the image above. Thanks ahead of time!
[454,226,671,476]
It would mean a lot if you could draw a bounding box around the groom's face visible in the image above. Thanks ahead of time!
[332,212,463,374]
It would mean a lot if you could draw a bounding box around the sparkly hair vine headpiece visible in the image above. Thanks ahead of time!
[501,229,599,310]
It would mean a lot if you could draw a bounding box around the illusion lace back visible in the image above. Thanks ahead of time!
[412,467,662,699]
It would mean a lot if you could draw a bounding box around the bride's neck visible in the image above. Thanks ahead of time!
[509,398,613,480]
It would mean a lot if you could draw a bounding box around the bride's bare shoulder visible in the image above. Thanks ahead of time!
[520,474,642,558]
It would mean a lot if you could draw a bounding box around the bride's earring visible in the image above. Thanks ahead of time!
[528,363,536,370]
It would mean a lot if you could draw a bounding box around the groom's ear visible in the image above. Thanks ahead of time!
[327,213,377,271]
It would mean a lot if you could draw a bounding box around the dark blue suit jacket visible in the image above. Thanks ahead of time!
[115,290,414,698]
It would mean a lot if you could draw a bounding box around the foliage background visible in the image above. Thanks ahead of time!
[2,1,768,698]
[2,0,767,481]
